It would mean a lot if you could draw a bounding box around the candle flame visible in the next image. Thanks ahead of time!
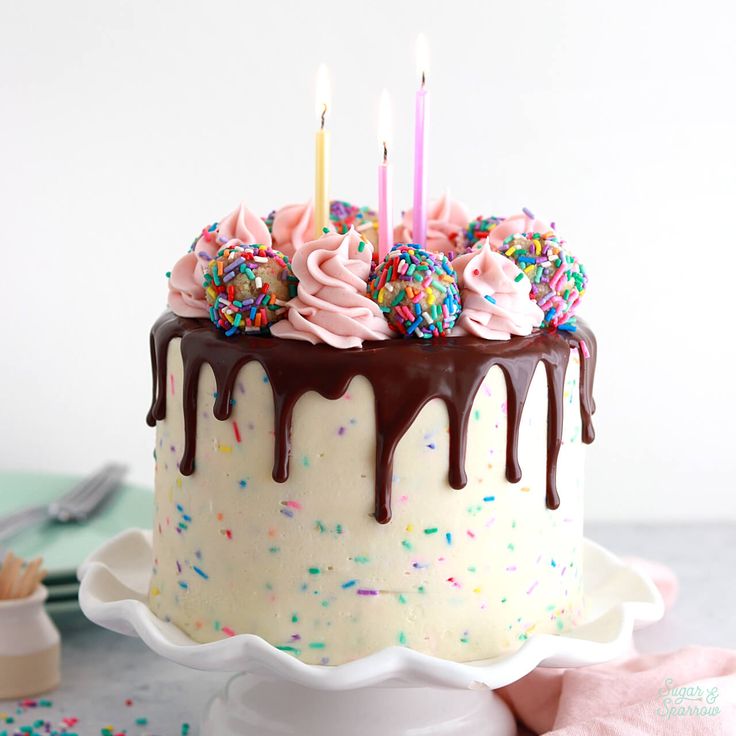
[415,34,430,87]
[315,63,331,128]
[378,89,392,158]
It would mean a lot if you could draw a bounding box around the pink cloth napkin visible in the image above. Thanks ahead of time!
[498,558,736,734]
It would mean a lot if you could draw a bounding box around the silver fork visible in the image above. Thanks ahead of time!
[0,463,128,546]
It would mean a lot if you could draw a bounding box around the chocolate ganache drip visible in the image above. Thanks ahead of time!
[147,312,596,524]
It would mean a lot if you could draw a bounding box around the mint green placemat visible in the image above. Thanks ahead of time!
[0,471,152,581]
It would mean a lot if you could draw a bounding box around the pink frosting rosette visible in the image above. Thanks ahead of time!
[452,239,544,340]
[394,191,470,254]
[270,227,393,349]
[487,208,552,252]
[271,201,315,257]
[167,202,272,318]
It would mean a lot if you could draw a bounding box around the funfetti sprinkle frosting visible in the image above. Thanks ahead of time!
[204,243,295,336]
[501,231,587,329]
[369,244,462,337]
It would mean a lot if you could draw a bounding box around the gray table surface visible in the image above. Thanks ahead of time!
[1,523,733,735]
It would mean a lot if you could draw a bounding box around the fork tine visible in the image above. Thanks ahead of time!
[52,463,127,521]
[71,464,126,505]
[54,463,122,508]
[50,464,126,519]
[65,465,127,518]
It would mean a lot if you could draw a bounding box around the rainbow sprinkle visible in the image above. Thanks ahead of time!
[368,244,462,338]
[0,697,193,736]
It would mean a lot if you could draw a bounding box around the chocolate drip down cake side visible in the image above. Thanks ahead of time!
[148,197,596,665]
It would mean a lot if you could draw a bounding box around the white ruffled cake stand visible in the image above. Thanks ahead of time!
[78,529,664,736]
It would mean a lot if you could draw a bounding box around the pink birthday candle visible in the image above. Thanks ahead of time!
[412,34,430,248]
[377,89,393,262]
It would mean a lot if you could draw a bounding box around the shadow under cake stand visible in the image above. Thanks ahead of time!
[78,529,664,736]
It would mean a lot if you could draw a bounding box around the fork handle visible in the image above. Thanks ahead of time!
[0,504,45,535]
[0,506,49,544]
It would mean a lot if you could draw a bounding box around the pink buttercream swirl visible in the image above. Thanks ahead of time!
[167,202,272,318]
[271,201,315,258]
[487,209,551,252]
[452,239,544,340]
[394,191,470,254]
[270,227,393,349]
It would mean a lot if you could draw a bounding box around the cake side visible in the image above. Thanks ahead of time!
[148,315,594,664]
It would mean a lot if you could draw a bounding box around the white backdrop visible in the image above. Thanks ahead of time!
[1,0,734,521]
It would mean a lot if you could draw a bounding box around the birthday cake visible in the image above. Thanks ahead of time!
[147,196,596,665]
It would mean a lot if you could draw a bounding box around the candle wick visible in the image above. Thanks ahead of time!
[383,141,388,164]
[421,70,426,88]
[320,104,327,130]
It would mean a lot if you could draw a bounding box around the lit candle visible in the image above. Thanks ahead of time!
[377,89,393,262]
[314,64,331,239]
[412,34,430,248]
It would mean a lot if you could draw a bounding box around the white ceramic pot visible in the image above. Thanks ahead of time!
[0,585,60,699]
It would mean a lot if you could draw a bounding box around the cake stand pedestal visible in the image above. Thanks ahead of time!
[78,529,664,736]
[204,674,515,735]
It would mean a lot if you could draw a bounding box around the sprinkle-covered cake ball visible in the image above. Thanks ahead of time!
[204,243,297,336]
[369,244,462,338]
[464,216,504,250]
[330,200,378,236]
[502,231,587,329]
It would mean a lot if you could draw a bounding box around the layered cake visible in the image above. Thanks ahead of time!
[148,196,595,664]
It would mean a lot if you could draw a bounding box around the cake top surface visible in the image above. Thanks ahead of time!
[165,195,588,349]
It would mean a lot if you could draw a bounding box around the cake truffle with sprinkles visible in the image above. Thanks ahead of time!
[464,215,504,250]
[204,243,297,336]
[329,199,378,236]
[500,230,587,329]
[369,244,462,337]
